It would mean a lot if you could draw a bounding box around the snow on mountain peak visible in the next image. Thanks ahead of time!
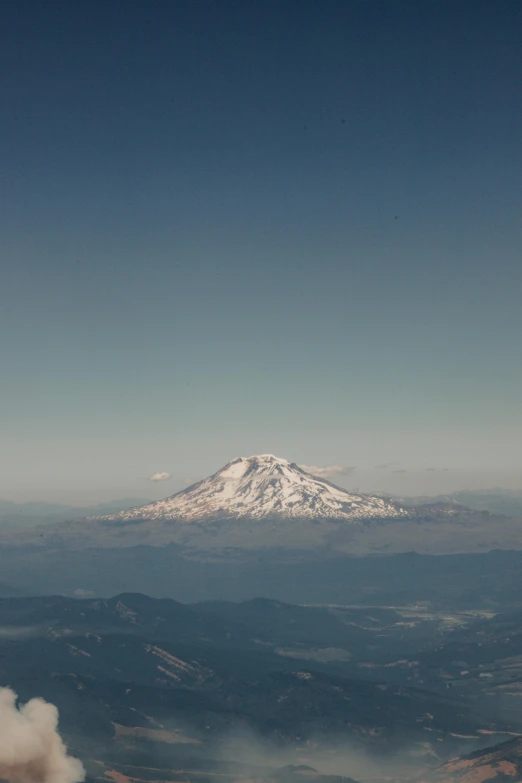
[218,454,288,479]
[96,455,409,524]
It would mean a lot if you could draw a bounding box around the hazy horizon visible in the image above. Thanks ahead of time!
[3,457,522,506]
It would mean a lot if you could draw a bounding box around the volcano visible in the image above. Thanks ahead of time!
[96,454,409,523]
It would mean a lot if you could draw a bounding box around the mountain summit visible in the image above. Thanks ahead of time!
[97,454,408,523]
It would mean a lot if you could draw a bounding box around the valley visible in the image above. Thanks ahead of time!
[0,592,520,783]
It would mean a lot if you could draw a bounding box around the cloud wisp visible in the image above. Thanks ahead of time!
[148,472,172,482]
[300,464,356,480]
[0,626,44,640]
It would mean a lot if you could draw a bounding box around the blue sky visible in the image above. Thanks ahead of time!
[1,0,521,502]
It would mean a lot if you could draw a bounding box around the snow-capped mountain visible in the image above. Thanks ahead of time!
[96,454,409,523]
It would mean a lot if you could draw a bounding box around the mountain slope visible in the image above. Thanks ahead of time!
[96,455,408,523]
[0,593,499,761]
[415,737,522,783]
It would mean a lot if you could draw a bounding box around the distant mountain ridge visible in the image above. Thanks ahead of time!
[0,498,151,530]
[400,488,522,518]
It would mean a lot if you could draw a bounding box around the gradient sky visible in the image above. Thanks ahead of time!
[1,0,521,503]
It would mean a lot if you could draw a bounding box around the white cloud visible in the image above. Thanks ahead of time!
[148,471,172,482]
[300,464,356,480]
[0,687,85,783]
